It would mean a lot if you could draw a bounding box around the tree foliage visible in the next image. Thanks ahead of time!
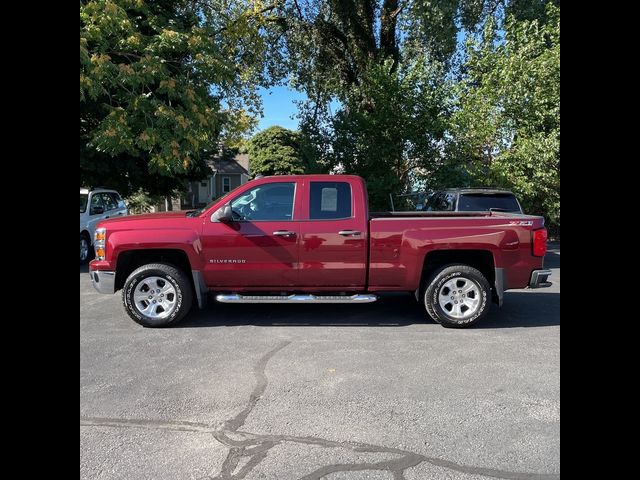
[80,0,280,196]
[247,126,312,176]
[448,3,560,230]
[80,0,560,229]
[267,0,559,220]
[271,0,463,208]
[302,58,451,209]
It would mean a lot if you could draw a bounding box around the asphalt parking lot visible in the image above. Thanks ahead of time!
[80,244,560,480]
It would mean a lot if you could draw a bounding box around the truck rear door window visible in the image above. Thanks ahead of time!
[309,182,352,219]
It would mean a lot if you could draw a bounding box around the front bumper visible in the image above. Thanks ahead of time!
[90,270,116,294]
[529,269,552,288]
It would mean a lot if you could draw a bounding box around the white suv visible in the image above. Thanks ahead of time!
[80,187,128,263]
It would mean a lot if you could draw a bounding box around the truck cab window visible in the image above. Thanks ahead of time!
[444,193,456,210]
[90,193,104,214]
[230,183,295,221]
[458,193,521,212]
[100,193,118,211]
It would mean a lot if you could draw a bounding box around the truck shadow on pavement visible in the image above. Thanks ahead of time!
[177,290,559,329]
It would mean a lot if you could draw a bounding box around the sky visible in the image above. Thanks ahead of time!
[256,86,307,132]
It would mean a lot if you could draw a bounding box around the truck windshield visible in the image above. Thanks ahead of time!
[458,194,521,212]
[80,193,88,213]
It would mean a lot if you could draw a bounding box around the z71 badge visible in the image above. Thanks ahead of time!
[508,220,533,226]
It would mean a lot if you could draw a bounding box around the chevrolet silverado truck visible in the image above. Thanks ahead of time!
[88,175,551,328]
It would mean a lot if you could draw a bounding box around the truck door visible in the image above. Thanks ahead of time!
[298,180,367,288]
[201,181,300,288]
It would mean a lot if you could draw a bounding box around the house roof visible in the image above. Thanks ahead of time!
[207,154,249,175]
[235,154,249,172]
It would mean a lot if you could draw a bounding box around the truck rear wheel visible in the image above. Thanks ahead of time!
[122,263,193,327]
[423,264,491,328]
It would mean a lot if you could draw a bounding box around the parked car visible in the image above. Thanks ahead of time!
[424,188,523,213]
[88,175,550,328]
[80,187,128,263]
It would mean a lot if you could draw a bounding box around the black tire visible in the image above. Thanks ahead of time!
[80,232,92,264]
[122,263,193,327]
[423,264,491,328]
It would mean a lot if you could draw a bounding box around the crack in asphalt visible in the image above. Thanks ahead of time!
[223,340,291,433]
[81,340,559,480]
[80,416,218,433]
[211,340,291,480]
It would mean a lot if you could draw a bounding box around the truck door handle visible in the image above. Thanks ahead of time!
[273,230,296,237]
[338,230,361,236]
[104,216,110,219]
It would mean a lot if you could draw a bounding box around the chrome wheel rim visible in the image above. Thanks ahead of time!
[438,276,481,319]
[133,276,178,319]
[80,237,89,261]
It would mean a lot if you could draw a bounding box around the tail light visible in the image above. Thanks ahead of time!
[95,228,106,260]
[532,228,547,257]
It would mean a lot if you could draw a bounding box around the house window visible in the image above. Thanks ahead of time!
[222,176,231,193]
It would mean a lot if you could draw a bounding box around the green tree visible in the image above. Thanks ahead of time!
[265,1,557,209]
[272,0,461,208]
[318,58,451,209]
[80,0,280,197]
[247,126,312,176]
[448,3,560,231]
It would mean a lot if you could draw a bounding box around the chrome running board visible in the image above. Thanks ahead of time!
[215,293,378,304]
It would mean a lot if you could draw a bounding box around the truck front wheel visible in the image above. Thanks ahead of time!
[122,263,193,327]
[423,264,491,328]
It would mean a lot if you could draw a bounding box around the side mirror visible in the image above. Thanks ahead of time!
[91,206,105,215]
[211,203,233,222]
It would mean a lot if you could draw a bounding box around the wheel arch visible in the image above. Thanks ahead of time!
[115,249,194,293]
[418,249,499,304]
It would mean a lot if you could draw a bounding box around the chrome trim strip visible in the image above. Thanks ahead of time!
[90,270,116,294]
[215,293,378,304]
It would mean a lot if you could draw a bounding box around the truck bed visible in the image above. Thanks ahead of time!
[367,212,545,292]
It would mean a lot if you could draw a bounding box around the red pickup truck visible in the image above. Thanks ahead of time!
[89,174,551,328]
